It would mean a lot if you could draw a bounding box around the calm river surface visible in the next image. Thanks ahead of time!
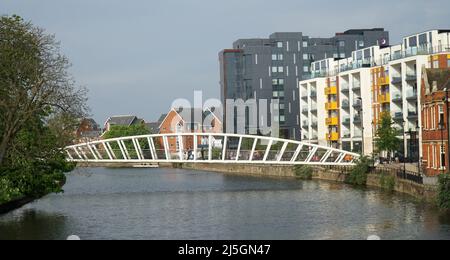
[1,167,450,240]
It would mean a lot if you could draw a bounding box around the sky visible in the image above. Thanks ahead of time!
[1,0,450,125]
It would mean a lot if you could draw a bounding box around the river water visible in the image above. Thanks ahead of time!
[1,167,450,240]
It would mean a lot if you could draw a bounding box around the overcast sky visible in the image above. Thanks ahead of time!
[2,0,450,124]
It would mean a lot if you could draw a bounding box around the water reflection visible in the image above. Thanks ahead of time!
[0,209,70,240]
[0,168,450,240]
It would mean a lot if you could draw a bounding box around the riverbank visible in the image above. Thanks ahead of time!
[0,197,36,215]
[173,163,438,203]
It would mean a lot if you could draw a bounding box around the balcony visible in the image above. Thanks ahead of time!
[391,76,402,85]
[342,117,351,125]
[301,95,308,100]
[352,82,361,91]
[378,76,390,86]
[311,105,318,113]
[408,111,418,119]
[311,121,318,127]
[406,91,417,101]
[326,132,339,141]
[342,132,351,139]
[326,117,339,126]
[325,86,338,95]
[405,73,417,82]
[310,91,317,98]
[302,121,309,128]
[392,94,402,103]
[341,84,349,92]
[379,93,390,104]
[341,100,350,109]
[302,107,308,114]
[353,100,362,109]
[354,116,362,124]
[393,112,404,121]
[325,102,339,110]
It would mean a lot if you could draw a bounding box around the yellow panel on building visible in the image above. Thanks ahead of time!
[325,102,339,110]
[325,86,337,95]
[326,117,339,126]
[326,132,339,141]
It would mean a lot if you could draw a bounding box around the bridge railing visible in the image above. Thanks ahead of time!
[64,133,360,166]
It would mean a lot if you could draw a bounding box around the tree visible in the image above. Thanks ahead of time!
[0,15,88,204]
[0,15,88,165]
[102,124,150,140]
[375,113,402,160]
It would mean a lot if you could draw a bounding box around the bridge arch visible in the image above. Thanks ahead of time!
[65,133,360,166]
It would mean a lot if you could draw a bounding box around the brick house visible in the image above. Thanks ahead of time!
[158,108,222,153]
[421,67,450,176]
[103,115,145,132]
[75,118,102,143]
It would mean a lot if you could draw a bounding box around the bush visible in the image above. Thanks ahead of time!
[345,156,372,186]
[380,174,396,192]
[0,177,22,204]
[438,174,450,210]
[294,165,313,180]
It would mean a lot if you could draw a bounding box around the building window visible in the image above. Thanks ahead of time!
[340,53,346,58]
[277,42,283,48]
[447,58,450,67]
[273,91,278,98]
[272,67,278,73]
[279,103,285,110]
[339,41,345,47]
[303,54,309,60]
[303,66,309,72]
[280,115,286,122]
[278,79,284,85]
[278,66,284,73]
[272,54,277,61]
[302,41,308,48]
[278,54,283,61]
[439,104,445,128]
[359,41,364,47]
[333,53,339,58]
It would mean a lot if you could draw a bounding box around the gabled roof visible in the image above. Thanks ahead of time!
[158,107,222,129]
[105,115,138,127]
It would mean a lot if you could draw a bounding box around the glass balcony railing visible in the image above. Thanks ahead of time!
[406,91,418,100]
[354,116,362,124]
[341,100,350,109]
[393,112,404,121]
[352,82,361,90]
[342,117,351,125]
[391,76,402,85]
[392,93,402,102]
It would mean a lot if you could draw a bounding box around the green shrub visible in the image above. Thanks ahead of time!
[380,174,396,192]
[438,174,450,210]
[294,165,313,180]
[345,156,372,186]
[0,177,23,204]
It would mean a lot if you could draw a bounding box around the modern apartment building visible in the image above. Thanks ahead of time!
[219,29,389,140]
[299,30,450,162]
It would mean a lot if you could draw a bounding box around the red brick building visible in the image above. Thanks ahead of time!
[158,108,223,153]
[421,67,450,176]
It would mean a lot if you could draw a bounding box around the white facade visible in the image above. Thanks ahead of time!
[299,29,450,157]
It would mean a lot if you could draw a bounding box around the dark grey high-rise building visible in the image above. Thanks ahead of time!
[219,29,389,140]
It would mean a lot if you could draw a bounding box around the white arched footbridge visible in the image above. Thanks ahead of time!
[65,133,360,166]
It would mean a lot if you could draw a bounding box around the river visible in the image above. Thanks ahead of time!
[1,167,450,240]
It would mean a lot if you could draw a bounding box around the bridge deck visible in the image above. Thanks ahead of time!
[65,133,360,166]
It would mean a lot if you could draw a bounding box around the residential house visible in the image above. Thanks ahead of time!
[159,108,222,153]
[421,67,450,176]
[103,115,145,132]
